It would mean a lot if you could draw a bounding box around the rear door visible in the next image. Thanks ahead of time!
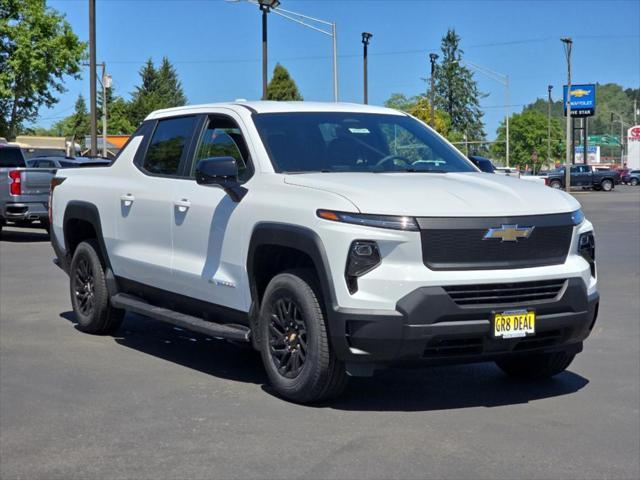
[170,112,254,310]
[112,115,199,291]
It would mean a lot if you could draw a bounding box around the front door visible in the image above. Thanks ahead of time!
[170,113,253,311]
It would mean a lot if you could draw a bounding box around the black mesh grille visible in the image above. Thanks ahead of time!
[444,279,567,307]
[418,214,574,270]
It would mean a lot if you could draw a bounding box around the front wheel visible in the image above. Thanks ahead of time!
[630,178,639,186]
[495,350,575,379]
[69,240,124,335]
[259,270,348,403]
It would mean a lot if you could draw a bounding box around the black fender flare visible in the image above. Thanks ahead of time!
[61,200,112,271]
[246,222,338,337]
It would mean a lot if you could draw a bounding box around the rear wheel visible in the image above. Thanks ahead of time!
[601,179,614,191]
[631,178,639,186]
[549,179,562,189]
[69,240,124,335]
[259,270,348,403]
[495,351,575,379]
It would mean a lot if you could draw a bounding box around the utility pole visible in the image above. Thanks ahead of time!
[429,53,438,128]
[561,37,573,192]
[89,0,97,157]
[100,64,112,159]
[260,4,269,100]
[547,85,553,164]
[362,32,372,104]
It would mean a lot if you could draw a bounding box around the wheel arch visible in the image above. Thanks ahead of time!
[247,223,337,345]
[62,201,112,270]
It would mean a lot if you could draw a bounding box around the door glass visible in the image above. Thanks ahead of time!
[143,116,197,175]
[192,117,251,181]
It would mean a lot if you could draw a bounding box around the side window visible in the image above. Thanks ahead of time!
[143,116,197,176]
[37,160,57,168]
[191,116,252,182]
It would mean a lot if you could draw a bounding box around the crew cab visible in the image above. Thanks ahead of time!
[546,164,619,191]
[50,102,599,403]
[1,144,55,234]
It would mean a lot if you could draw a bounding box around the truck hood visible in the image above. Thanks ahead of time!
[284,172,580,217]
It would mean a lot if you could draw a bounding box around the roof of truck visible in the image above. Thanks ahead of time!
[145,101,404,120]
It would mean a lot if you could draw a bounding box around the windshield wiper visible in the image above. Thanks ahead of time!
[374,168,448,173]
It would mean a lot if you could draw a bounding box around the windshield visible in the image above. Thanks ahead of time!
[252,112,476,174]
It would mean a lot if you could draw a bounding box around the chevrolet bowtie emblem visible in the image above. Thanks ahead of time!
[483,224,535,242]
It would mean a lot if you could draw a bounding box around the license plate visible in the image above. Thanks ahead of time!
[493,310,535,338]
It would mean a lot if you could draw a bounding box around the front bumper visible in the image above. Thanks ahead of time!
[328,277,598,374]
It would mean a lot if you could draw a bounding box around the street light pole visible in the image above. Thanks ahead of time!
[89,0,97,157]
[548,85,553,164]
[561,37,573,193]
[362,32,372,104]
[429,53,438,128]
[261,6,268,99]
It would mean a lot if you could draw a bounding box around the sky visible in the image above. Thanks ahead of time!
[36,0,640,139]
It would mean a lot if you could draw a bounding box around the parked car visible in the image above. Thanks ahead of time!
[1,144,55,234]
[468,155,495,173]
[26,156,111,169]
[545,165,618,191]
[621,170,640,186]
[50,101,599,403]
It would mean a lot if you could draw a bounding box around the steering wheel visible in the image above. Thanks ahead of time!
[375,155,411,168]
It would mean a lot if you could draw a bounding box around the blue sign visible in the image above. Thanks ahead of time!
[563,84,596,117]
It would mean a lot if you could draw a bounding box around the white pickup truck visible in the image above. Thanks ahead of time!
[50,102,599,403]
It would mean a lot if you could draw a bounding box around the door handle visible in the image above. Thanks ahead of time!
[174,199,191,212]
[120,194,135,206]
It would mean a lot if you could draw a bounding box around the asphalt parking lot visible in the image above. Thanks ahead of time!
[1,186,639,480]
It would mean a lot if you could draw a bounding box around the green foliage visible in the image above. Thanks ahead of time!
[128,57,187,126]
[0,0,86,139]
[492,109,564,171]
[432,29,485,141]
[266,64,303,101]
[385,93,451,136]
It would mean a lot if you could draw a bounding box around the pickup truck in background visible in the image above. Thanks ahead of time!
[545,165,619,191]
[1,144,55,234]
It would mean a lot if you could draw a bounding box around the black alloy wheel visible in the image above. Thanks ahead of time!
[73,257,95,316]
[268,297,308,379]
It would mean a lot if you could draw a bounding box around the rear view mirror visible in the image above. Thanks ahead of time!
[195,157,247,202]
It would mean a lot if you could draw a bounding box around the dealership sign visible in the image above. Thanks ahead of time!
[628,125,640,169]
[563,84,596,117]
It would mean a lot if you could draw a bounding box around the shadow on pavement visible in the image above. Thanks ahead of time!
[0,227,49,243]
[60,310,589,411]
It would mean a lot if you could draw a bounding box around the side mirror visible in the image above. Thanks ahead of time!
[195,156,247,202]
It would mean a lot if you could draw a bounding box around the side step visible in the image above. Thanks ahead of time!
[111,293,251,342]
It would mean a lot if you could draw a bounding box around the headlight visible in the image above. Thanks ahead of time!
[317,209,419,231]
[345,240,381,294]
[571,209,585,225]
[578,231,596,277]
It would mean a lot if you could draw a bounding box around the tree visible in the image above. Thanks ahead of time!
[492,109,564,172]
[385,93,450,136]
[432,29,485,141]
[266,64,303,101]
[128,57,187,126]
[98,85,134,135]
[0,0,86,139]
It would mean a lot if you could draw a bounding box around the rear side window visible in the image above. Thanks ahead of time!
[0,147,26,167]
[143,116,197,175]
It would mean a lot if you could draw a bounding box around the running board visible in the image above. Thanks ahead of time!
[111,293,251,342]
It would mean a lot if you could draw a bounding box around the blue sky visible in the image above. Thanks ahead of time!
[37,0,640,139]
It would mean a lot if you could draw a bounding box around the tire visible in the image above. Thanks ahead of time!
[631,178,639,186]
[259,269,348,403]
[549,180,562,189]
[69,240,124,335]
[495,350,575,379]
[40,219,50,235]
[601,179,614,191]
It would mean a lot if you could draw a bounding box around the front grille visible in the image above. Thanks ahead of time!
[513,329,567,351]
[423,337,484,357]
[444,279,567,307]
[417,213,574,270]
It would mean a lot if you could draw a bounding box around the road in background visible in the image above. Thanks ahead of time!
[1,187,639,479]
